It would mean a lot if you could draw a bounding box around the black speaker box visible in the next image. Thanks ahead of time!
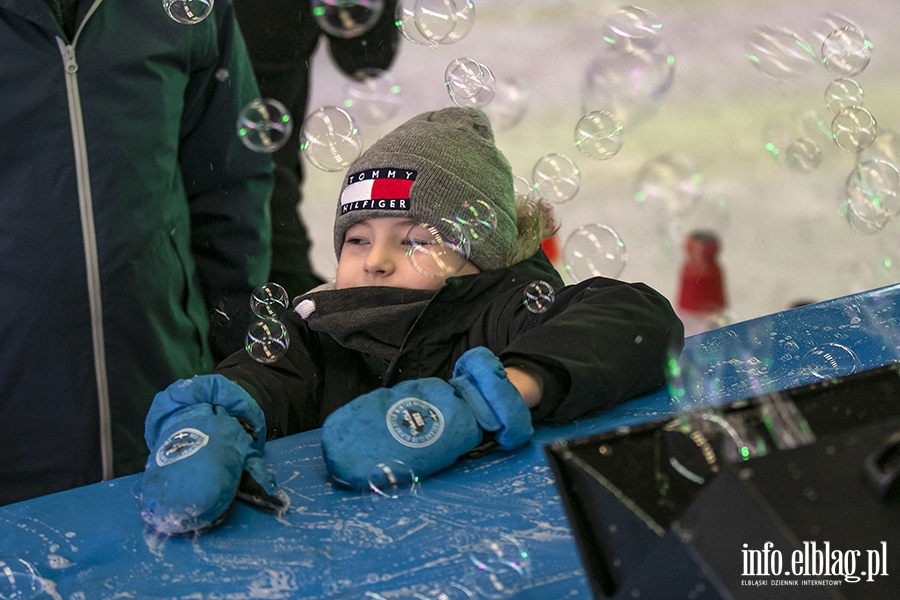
[545,362,900,599]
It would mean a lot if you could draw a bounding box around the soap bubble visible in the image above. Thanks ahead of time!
[807,12,861,58]
[831,105,877,152]
[635,152,702,216]
[406,221,471,279]
[467,534,532,599]
[783,138,823,173]
[300,106,363,172]
[482,77,530,134]
[310,0,384,39]
[404,0,475,45]
[163,0,213,24]
[367,460,419,499]
[445,58,496,108]
[821,27,872,77]
[563,224,627,281]
[581,37,674,126]
[523,280,555,314]
[251,282,290,319]
[824,78,864,115]
[574,110,623,161]
[237,98,293,153]
[799,343,861,379]
[0,556,46,600]
[845,159,900,224]
[860,128,900,165]
[342,69,402,125]
[744,25,817,83]
[245,319,290,364]
[762,109,832,172]
[601,5,663,51]
[449,199,496,244]
[532,153,580,204]
[843,198,888,235]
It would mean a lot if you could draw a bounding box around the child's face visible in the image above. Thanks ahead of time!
[335,218,479,290]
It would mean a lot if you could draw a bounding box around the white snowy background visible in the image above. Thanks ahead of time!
[298,0,900,325]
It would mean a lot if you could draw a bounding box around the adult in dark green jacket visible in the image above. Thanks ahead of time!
[0,0,274,504]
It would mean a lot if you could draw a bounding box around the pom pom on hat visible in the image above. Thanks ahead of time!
[333,107,517,272]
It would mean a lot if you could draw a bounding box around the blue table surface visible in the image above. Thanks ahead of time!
[2,284,898,600]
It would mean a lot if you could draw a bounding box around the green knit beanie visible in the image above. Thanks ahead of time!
[333,107,517,271]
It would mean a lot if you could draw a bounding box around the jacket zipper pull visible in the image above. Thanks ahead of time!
[62,44,78,74]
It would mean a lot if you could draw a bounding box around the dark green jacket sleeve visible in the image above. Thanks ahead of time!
[180,0,274,360]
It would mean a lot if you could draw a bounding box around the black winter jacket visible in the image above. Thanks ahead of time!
[216,252,684,440]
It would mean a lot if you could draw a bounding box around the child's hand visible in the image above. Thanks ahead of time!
[321,347,534,490]
[140,375,283,534]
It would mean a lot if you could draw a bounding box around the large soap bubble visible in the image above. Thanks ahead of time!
[831,105,877,152]
[237,98,293,153]
[635,152,702,216]
[300,106,364,172]
[342,69,403,125]
[581,37,674,126]
[251,282,290,319]
[245,319,290,364]
[163,0,213,24]
[744,25,817,83]
[574,110,623,161]
[482,77,530,134]
[396,0,475,47]
[821,26,872,77]
[406,221,472,279]
[845,159,900,226]
[532,153,580,204]
[445,57,496,108]
[563,223,627,281]
[311,0,384,39]
[824,78,865,116]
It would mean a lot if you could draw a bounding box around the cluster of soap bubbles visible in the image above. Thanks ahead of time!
[745,12,900,236]
[245,282,291,364]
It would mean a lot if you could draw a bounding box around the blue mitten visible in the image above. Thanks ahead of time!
[321,347,534,490]
[140,375,283,534]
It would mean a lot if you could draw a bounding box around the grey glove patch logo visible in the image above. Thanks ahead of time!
[155,428,210,467]
[386,398,445,448]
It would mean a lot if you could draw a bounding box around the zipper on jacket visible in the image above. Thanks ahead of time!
[57,36,114,481]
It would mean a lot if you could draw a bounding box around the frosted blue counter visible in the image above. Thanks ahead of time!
[1,284,898,599]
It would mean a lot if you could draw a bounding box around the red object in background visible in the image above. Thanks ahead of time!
[677,230,726,313]
[541,234,560,263]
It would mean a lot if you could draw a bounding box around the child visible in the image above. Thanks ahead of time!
[140,107,684,533]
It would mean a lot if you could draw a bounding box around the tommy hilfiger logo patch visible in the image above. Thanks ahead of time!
[340,168,417,214]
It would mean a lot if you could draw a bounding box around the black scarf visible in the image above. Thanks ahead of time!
[298,286,437,360]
